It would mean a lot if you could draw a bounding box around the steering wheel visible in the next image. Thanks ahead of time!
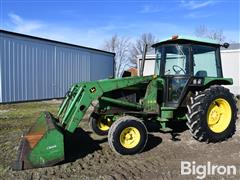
[172,65,186,75]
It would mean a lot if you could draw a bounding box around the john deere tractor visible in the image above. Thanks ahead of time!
[13,36,238,170]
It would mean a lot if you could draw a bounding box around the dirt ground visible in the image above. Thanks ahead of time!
[0,100,240,180]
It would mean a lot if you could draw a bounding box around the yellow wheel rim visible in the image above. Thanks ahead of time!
[207,98,232,133]
[120,127,141,149]
[97,118,112,131]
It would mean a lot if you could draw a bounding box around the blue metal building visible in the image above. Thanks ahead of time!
[0,30,115,103]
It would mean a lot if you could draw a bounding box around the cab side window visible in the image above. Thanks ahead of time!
[192,45,218,77]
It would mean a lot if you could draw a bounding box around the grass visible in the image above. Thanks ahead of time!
[0,100,60,131]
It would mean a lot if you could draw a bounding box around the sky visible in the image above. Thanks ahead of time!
[0,0,239,49]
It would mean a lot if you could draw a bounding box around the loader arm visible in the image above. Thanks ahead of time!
[57,76,154,133]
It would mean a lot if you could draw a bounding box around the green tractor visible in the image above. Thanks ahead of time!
[13,36,238,170]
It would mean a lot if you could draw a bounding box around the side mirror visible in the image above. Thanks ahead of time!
[222,43,229,48]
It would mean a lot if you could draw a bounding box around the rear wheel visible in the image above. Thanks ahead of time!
[108,116,148,155]
[187,85,238,142]
[89,113,113,136]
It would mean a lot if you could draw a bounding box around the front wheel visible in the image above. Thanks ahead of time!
[108,116,148,155]
[89,113,112,136]
[187,85,238,142]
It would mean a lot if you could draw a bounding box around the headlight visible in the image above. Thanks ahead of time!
[193,79,197,84]
[197,79,202,84]
[192,78,202,85]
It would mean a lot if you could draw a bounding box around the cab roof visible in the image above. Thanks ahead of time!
[152,35,220,47]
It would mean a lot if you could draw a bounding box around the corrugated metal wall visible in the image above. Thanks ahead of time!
[0,30,114,103]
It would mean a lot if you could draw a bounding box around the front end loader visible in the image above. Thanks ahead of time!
[13,76,154,170]
[13,35,238,170]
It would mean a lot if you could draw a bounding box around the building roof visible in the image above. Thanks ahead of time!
[221,43,240,50]
[0,29,115,56]
[152,35,220,47]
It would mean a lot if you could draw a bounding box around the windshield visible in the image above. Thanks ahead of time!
[164,45,190,75]
[155,45,190,76]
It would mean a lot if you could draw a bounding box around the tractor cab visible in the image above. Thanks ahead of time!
[151,35,227,107]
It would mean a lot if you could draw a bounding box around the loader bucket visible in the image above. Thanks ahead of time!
[12,112,64,170]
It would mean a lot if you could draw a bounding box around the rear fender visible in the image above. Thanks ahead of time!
[203,77,233,87]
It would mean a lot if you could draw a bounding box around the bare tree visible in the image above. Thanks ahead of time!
[195,25,226,43]
[130,33,157,66]
[102,35,131,77]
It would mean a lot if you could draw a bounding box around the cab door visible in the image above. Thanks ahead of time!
[161,44,192,108]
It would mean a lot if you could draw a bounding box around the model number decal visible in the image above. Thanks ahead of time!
[47,145,57,150]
